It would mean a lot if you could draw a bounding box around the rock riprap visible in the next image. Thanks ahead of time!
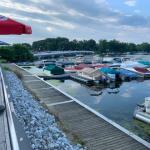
[6,72,85,150]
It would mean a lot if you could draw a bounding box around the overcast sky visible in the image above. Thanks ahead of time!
[0,0,150,44]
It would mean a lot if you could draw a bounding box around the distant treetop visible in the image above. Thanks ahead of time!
[32,37,150,54]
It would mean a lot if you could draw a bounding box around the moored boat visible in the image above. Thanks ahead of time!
[134,67,150,78]
[134,97,150,124]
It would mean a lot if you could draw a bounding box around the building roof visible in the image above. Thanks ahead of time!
[34,51,94,57]
[80,67,95,74]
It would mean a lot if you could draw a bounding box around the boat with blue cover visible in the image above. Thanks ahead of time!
[99,67,117,81]
[117,68,139,80]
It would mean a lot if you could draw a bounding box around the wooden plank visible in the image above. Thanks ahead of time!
[23,75,41,81]
[24,80,41,83]
[41,95,71,104]
[0,75,11,150]
[47,100,74,107]
[0,115,5,143]
[26,82,51,89]
[0,143,6,150]
[47,102,149,150]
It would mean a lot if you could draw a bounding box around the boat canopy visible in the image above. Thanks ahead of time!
[92,64,108,68]
[44,64,55,71]
[44,64,64,75]
[134,67,150,73]
[74,64,91,70]
[80,67,95,74]
[99,67,117,74]
[90,70,103,78]
[51,66,64,75]
[138,61,150,66]
[121,61,146,68]
[118,68,138,78]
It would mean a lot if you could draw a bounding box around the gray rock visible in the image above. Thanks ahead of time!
[6,72,86,150]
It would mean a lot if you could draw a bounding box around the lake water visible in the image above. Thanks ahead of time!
[25,54,150,142]
[47,79,150,142]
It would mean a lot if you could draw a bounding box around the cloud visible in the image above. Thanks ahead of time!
[121,92,131,98]
[0,0,60,16]
[46,27,53,32]
[0,0,149,44]
[29,0,53,4]
[124,0,136,7]
[116,26,150,43]
[119,15,148,27]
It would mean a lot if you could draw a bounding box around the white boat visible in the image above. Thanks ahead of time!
[134,97,150,124]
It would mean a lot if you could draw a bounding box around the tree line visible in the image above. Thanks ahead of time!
[0,37,150,62]
[32,37,150,54]
[0,44,33,62]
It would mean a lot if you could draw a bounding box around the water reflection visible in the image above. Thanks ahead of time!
[47,79,150,142]
[107,82,121,94]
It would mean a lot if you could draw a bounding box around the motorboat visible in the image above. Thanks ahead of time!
[134,97,150,124]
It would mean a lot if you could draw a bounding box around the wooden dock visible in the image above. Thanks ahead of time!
[39,74,71,80]
[0,74,11,150]
[7,64,150,150]
[70,74,94,85]
[0,67,20,150]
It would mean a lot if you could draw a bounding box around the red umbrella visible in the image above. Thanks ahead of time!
[0,15,32,35]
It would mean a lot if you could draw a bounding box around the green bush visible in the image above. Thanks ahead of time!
[0,44,34,62]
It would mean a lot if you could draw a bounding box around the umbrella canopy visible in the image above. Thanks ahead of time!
[0,15,32,35]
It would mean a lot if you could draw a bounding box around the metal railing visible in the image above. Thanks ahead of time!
[0,68,20,150]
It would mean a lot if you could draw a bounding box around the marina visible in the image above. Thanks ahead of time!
[1,1,150,149]
[4,63,150,150]
[47,79,150,142]
[17,54,150,143]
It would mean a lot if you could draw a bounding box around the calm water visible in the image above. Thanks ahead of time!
[47,79,150,142]
[25,54,150,142]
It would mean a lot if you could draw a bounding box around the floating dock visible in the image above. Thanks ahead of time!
[39,74,71,80]
[6,64,150,150]
[70,74,94,85]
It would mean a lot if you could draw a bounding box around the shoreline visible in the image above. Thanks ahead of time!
[4,70,85,150]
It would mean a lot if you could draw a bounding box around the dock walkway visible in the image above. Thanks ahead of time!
[8,64,150,150]
[0,73,11,150]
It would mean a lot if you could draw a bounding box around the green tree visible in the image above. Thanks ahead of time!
[31,37,150,53]
[0,44,33,62]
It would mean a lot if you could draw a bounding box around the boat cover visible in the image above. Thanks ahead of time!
[138,61,150,66]
[118,69,138,78]
[134,67,150,74]
[99,67,117,74]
